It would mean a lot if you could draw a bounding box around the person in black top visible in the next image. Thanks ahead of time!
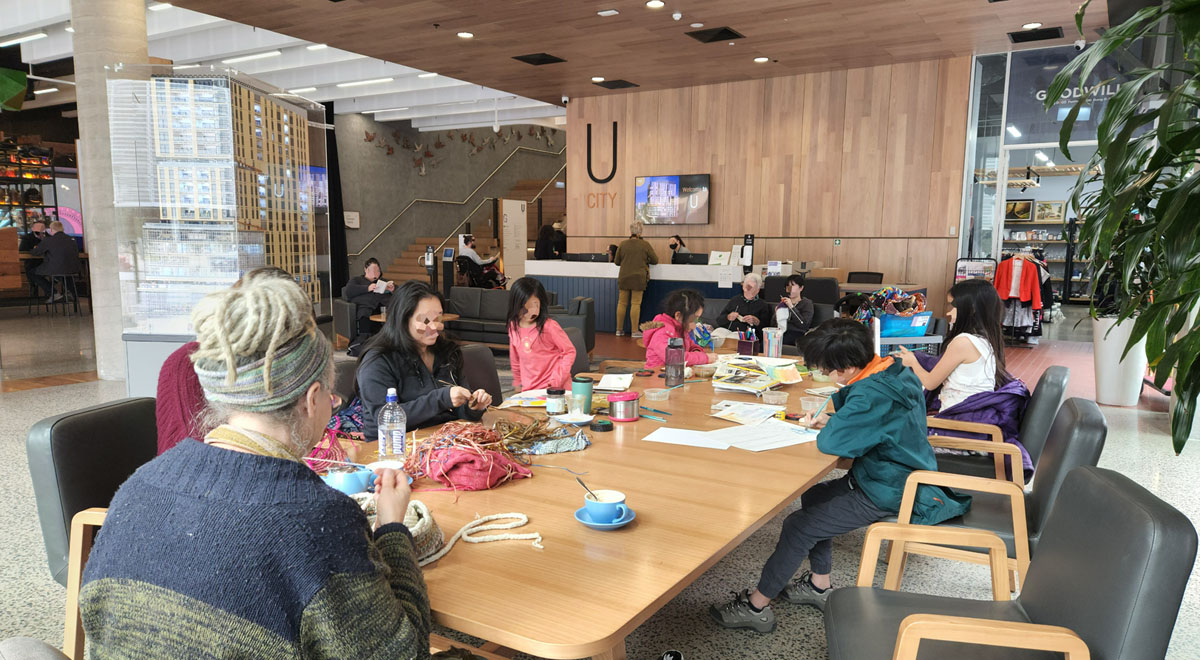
[18,221,45,252]
[774,274,815,347]
[343,257,393,355]
[718,272,773,334]
[533,224,559,260]
[29,221,81,302]
[356,281,492,435]
[552,220,567,255]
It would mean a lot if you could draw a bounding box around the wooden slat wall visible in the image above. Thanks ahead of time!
[565,55,971,315]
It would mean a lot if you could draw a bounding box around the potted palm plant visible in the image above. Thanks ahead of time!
[1048,0,1200,451]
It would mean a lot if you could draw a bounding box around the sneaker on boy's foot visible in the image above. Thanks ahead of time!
[781,571,830,610]
[631,331,643,338]
[660,651,684,660]
[708,589,776,633]
[615,330,625,337]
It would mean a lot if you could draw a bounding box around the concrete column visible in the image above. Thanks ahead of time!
[70,0,148,380]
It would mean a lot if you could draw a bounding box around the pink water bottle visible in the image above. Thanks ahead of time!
[665,337,685,387]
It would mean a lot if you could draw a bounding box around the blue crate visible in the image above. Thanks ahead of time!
[879,311,932,337]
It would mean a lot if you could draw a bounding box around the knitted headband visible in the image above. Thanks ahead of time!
[194,331,330,413]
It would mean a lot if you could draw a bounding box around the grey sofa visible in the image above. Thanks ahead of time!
[445,286,595,352]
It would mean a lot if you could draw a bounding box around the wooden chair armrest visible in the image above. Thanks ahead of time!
[926,436,1027,490]
[858,523,1011,600]
[893,614,1089,660]
[926,417,1004,442]
[65,508,108,660]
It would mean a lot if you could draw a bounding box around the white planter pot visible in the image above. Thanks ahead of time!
[1092,316,1149,406]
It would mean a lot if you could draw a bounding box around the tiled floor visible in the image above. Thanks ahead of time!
[1,306,1197,658]
[0,306,96,382]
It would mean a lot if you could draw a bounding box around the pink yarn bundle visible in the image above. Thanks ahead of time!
[423,447,532,491]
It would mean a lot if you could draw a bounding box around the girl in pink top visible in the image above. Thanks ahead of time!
[507,277,576,392]
[643,288,712,368]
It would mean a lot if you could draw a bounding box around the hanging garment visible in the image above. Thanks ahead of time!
[994,257,1043,310]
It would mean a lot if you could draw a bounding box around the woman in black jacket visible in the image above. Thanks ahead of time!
[356,281,492,437]
[533,224,559,260]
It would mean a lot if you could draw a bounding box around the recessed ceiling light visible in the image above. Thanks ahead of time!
[33,87,58,95]
[417,72,438,78]
[64,24,74,33]
[0,32,47,48]
[1006,125,1021,138]
[287,87,317,93]
[148,2,173,10]
[598,9,619,16]
[457,32,474,39]
[728,42,735,46]
[690,22,704,28]
[337,77,394,87]
[306,43,328,50]
[221,50,282,64]
[753,57,769,63]
[1022,22,1043,30]
[591,76,605,82]
[646,0,665,8]
[1035,151,1049,161]
[173,64,201,70]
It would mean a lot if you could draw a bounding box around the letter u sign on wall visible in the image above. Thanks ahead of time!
[586,121,617,184]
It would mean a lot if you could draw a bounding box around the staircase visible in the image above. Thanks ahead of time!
[383,177,561,284]
[383,236,498,284]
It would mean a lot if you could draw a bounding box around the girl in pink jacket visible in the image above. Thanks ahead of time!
[643,288,712,368]
[507,277,576,391]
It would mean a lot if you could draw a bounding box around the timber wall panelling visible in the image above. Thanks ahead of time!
[566,55,971,315]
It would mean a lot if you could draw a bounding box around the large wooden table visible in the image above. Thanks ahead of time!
[388,370,841,659]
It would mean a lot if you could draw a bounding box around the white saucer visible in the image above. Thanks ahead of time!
[553,413,594,425]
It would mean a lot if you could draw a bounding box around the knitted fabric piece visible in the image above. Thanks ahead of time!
[424,447,532,491]
[193,331,330,412]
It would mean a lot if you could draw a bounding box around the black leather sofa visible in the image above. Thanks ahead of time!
[444,286,595,352]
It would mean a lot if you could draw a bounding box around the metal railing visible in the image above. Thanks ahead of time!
[348,144,566,258]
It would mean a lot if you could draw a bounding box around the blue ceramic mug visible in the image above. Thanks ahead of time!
[321,467,376,495]
[583,489,628,524]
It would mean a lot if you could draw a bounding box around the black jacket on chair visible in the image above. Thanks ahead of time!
[356,348,484,438]
[31,232,81,276]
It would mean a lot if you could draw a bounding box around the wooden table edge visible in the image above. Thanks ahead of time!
[429,454,842,659]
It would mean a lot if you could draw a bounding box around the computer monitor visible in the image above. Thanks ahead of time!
[672,252,709,265]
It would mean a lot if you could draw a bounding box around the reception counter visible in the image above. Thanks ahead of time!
[525,261,748,333]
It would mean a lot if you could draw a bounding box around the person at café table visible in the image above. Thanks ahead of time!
[709,319,969,634]
[357,280,491,437]
[79,274,432,658]
[716,272,773,334]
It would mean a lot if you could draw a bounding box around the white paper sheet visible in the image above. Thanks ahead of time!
[596,374,634,391]
[642,427,730,450]
[710,401,784,425]
[727,418,818,452]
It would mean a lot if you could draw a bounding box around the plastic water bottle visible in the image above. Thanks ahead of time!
[665,337,685,387]
[377,388,407,458]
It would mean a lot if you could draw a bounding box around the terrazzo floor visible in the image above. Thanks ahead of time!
[1,309,1198,659]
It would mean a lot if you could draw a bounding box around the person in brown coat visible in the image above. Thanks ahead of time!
[613,221,659,337]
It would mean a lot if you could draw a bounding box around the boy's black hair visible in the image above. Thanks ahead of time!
[801,318,874,372]
[364,257,381,269]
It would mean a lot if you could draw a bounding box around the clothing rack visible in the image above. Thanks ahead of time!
[994,253,1051,348]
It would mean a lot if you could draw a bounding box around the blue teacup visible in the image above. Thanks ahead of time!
[583,489,629,524]
[321,467,376,495]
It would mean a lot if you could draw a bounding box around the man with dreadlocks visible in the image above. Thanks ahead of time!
[80,274,433,659]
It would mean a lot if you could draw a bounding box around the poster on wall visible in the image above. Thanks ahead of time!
[501,198,527,281]
[1035,201,1065,222]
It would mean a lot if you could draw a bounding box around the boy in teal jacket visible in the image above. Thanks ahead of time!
[711,319,970,633]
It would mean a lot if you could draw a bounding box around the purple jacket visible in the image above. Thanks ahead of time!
[913,352,1033,477]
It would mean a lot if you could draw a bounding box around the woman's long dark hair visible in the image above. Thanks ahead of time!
[538,224,555,241]
[669,234,686,248]
[662,288,704,325]
[359,280,463,376]
[946,278,1010,388]
[507,277,550,333]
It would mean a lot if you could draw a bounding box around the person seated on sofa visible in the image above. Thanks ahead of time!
[717,273,773,334]
[507,277,575,391]
[344,257,394,356]
[774,274,814,347]
[357,281,492,436]
[643,288,711,368]
[81,274,432,658]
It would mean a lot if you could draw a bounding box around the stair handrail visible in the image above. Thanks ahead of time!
[349,144,565,258]
[433,161,567,253]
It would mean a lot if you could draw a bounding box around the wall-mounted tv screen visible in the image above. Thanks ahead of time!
[633,174,710,225]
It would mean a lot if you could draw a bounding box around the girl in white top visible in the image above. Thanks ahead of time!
[898,278,1011,410]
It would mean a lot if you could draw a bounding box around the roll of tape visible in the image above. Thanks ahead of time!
[589,419,614,432]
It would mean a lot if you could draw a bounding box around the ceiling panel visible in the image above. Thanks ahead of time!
[167,0,1110,104]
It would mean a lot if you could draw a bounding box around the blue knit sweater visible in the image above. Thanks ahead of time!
[80,439,431,659]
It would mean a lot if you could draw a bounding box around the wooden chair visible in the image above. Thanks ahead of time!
[825,466,1198,660]
[63,508,508,660]
[888,398,1107,591]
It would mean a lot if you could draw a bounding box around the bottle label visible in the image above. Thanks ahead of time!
[390,428,406,456]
